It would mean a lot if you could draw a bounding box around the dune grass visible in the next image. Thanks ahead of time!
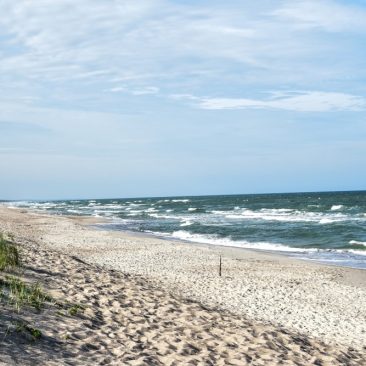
[0,233,50,312]
[0,234,20,271]
[0,231,83,346]
[14,320,42,341]
[1,275,51,312]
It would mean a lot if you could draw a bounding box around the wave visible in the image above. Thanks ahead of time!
[331,205,344,211]
[89,204,122,209]
[166,231,366,259]
[213,208,352,224]
[330,241,366,254]
[170,230,314,253]
[349,240,366,247]
[148,213,182,220]
[180,220,193,227]
[66,209,84,214]
[145,208,158,212]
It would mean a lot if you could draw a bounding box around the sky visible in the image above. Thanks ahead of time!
[0,0,365,200]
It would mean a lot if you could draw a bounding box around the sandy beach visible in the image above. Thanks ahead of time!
[0,206,365,365]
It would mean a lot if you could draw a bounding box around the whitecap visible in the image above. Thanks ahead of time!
[349,240,366,246]
[331,205,344,211]
[170,231,315,253]
[180,220,193,227]
[319,218,335,224]
[145,207,157,212]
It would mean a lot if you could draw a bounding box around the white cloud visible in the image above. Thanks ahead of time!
[132,86,160,95]
[106,85,159,96]
[0,0,365,113]
[108,86,127,93]
[193,91,366,112]
[273,0,366,32]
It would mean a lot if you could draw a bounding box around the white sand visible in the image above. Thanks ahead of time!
[1,206,365,365]
[2,206,365,349]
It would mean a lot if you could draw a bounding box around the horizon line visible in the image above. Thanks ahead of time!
[2,188,365,202]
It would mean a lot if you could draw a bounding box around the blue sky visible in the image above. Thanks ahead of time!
[0,0,365,199]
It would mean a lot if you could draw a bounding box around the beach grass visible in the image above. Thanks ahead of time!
[0,234,20,271]
[0,233,50,313]
[14,320,43,341]
[0,275,51,312]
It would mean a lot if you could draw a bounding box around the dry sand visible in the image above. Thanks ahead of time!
[0,206,365,365]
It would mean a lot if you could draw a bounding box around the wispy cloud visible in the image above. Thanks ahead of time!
[186,91,366,112]
[1,1,366,198]
[273,0,366,33]
[0,1,365,112]
[106,85,159,96]
[131,86,160,96]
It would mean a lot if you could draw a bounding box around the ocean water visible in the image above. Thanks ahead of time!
[6,191,366,269]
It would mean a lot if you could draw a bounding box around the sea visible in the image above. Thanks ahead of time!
[5,191,366,269]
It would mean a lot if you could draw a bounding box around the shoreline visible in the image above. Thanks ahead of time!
[6,202,366,271]
[1,206,365,351]
[95,222,366,272]
[4,204,366,288]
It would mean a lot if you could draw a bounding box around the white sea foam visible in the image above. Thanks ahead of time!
[170,230,314,253]
[66,209,83,214]
[188,207,197,211]
[91,204,122,210]
[164,231,366,262]
[319,218,337,224]
[211,207,353,224]
[348,250,366,256]
[349,240,366,246]
[145,207,157,212]
[331,205,344,211]
[148,213,181,220]
[171,199,190,203]
[180,220,193,227]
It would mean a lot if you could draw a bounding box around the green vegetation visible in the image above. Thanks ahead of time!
[0,233,50,312]
[55,302,86,317]
[15,320,42,341]
[1,232,47,342]
[0,231,83,346]
[68,303,85,316]
[1,275,51,312]
[0,234,20,271]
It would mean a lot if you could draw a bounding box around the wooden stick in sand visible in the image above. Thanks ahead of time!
[219,255,222,276]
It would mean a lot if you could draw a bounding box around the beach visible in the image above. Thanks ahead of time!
[0,206,365,365]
